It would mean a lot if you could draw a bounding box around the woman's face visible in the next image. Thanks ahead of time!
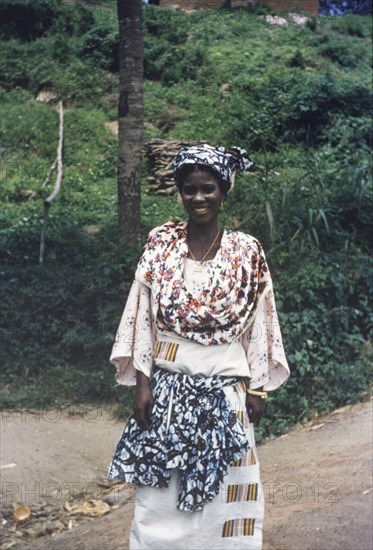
[180,168,223,226]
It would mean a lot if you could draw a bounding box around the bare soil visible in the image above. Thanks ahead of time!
[1,400,372,550]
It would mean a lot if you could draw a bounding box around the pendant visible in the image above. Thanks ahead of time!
[193,265,203,273]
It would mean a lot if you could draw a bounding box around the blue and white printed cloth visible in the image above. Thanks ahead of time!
[108,366,249,512]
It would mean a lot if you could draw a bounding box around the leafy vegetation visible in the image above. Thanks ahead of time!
[0,2,372,437]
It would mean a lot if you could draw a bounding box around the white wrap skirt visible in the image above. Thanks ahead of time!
[129,384,264,550]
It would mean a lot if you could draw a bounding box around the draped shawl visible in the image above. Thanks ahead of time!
[135,220,271,345]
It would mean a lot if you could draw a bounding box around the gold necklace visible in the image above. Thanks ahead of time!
[188,229,221,273]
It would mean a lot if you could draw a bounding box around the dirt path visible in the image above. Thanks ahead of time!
[1,400,372,550]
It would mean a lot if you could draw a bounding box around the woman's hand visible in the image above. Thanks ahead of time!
[246,387,266,426]
[134,371,154,430]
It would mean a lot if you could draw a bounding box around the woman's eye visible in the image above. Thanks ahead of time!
[183,187,196,195]
[182,184,217,195]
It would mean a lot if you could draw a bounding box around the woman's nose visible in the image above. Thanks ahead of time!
[192,190,205,202]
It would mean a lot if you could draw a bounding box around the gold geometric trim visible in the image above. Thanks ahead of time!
[222,518,255,537]
[235,408,250,429]
[236,409,244,423]
[153,341,179,362]
[226,483,258,503]
[231,450,256,467]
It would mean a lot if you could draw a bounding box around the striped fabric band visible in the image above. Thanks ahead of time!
[232,402,255,466]
[231,449,256,467]
[222,518,255,538]
[235,409,250,429]
[226,483,258,503]
[153,341,179,362]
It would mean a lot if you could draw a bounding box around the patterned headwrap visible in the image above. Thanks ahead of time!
[173,143,253,194]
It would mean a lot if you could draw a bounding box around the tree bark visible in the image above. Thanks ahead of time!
[117,0,144,247]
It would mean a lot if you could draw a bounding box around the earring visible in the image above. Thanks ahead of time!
[220,201,224,211]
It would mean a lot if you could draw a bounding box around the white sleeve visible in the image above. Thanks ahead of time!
[240,284,290,391]
[110,280,155,386]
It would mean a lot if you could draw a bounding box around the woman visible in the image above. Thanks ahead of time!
[108,144,289,549]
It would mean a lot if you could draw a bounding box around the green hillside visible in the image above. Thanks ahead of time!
[1,1,372,438]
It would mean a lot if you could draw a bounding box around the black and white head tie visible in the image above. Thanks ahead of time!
[173,143,253,194]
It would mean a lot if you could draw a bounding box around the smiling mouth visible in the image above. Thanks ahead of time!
[193,208,208,214]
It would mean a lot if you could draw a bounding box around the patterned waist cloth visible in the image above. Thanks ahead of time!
[108,366,249,512]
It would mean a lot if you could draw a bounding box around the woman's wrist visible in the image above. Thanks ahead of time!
[246,387,268,399]
[250,385,264,392]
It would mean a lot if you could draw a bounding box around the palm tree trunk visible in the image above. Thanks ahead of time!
[117,0,144,247]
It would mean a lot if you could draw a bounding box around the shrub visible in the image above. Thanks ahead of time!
[143,5,208,84]
[0,0,95,41]
[80,24,119,72]
[0,0,61,40]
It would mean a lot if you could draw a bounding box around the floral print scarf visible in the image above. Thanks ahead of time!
[135,221,270,345]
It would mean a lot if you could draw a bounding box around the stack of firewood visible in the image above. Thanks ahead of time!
[144,138,196,195]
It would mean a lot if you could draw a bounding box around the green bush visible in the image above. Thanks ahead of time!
[0,0,61,40]
[320,34,363,67]
[80,24,119,72]
[0,34,100,96]
[0,0,95,40]
[330,13,369,37]
[0,40,45,91]
[143,6,208,84]
[220,70,372,150]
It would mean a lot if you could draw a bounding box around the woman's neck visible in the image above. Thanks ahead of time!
[187,220,220,243]
[186,219,223,262]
